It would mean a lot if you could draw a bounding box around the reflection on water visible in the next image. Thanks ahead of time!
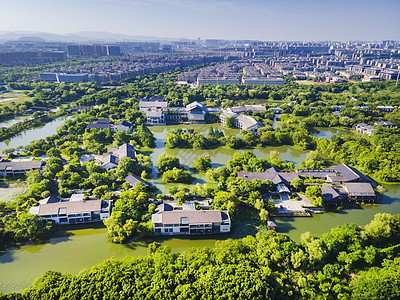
[0,116,71,152]
[147,124,308,193]
[311,127,354,140]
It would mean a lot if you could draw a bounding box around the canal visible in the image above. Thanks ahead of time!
[0,116,71,152]
[0,123,400,293]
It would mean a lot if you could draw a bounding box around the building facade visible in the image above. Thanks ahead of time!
[152,206,231,235]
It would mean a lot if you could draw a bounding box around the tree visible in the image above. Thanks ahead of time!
[191,155,212,172]
[225,116,235,128]
[161,168,194,183]
[291,178,305,192]
[157,153,182,174]
[259,208,268,222]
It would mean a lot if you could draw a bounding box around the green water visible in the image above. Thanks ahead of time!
[0,116,72,152]
[311,127,354,140]
[1,124,400,293]
[147,124,308,193]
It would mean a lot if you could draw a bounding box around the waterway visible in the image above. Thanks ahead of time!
[0,116,71,152]
[311,126,354,140]
[0,124,400,293]
[0,115,31,128]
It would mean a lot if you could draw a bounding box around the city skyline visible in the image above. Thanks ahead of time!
[1,0,399,41]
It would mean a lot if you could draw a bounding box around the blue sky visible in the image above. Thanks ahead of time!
[1,0,399,40]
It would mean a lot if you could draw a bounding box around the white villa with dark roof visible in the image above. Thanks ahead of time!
[151,203,231,235]
[0,160,45,177]
[29,194,112,225]
[139,97,209,125]
[220,106,264,135]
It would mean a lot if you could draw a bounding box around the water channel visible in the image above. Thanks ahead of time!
[0,116,71,152]
[1,123,400,293]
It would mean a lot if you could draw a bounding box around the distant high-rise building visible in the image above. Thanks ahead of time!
[67,45,81,56]
[106,45,121,56]
[66,44,120,56]
[80,45,95,56]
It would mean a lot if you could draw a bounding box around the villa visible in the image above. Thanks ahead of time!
[0,160,45,177]
[151,203,231,235]
[29,194,112,225]
[238,163,375,205]
[102,143,136,169]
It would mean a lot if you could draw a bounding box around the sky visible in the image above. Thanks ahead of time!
[1,0,399,41]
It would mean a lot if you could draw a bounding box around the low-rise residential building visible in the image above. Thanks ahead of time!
[151,203,231,235]
[139,97,168,125]
[353,123,375,136]
[219,108,264,134]
[0,160,45,177]
[321,184,344,206]
[140,98,209,125]
[102,143,136,169]
[124,175,152,188]
[234,114,264,134]
[344,183,376,202]
[29,194,112,225]
[376,105,395,112]
[238,163,375,204]
[374,121,395,128]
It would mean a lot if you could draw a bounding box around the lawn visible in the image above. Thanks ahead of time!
[0,90,30,107]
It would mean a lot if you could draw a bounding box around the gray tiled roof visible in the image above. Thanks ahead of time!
[0,160,44,171]
[235,114,263,131]
[125,175,150,187]
[114,143,136,159]
[344,183,375,197]
[321,184,343,202]
[37,200,104,216]
[332,163,371,182]
[153,210,225,225]
[102,154,118,166]
[237,170,299,185]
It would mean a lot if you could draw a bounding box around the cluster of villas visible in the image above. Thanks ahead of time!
[353,121,395,136]
[219,104,266,134]
[151,201,231,236]
[139,96,213,125]
[29,194,112,225]
[0,159,45,177]
[238,163,376,208]
[138,96,267,134]
[28,192,231,237]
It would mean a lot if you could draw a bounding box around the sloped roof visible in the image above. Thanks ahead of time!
[237,170,299,184]
[344,183,375,197]
[321,184,342,201]
[333,163,371,182]
[154,203,174,213]
[186,101,207,112]
[125,175,150,187]
[235,114,263,131]
[102,154,118,166]
[114,143,136,159]
[0,160,45,171]
[152,210,226,225]
[37,200,104,216]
